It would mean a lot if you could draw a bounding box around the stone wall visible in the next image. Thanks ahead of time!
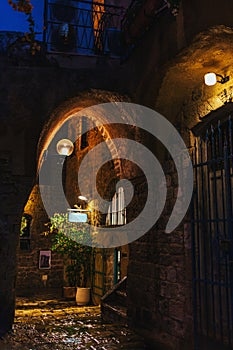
[1,0,233,344]
[0,51,130,335]
[16,185,64,295]
[127,151,193,350]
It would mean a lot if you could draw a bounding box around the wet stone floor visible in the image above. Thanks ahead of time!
[0,294,148,350]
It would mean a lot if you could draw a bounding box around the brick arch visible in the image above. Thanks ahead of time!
[37,90,131,180]
[0,88,131,338]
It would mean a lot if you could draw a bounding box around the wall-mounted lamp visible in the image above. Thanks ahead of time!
[78,195,88,201]
[56,139,74,156]
[204,72,230,86]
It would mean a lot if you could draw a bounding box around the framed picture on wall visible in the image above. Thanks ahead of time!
[39,250,51,269]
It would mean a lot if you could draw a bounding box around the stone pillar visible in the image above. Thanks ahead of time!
[0,153,32,336]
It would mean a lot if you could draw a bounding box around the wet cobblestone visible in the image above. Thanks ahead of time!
[0,294,148,350]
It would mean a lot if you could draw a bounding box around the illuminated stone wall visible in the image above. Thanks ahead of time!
[16,185,64,295]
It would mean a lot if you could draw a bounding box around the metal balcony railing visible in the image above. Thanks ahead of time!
[43,0,126,57]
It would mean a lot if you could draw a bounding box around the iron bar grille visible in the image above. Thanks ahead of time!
[191,116,233,349]
[43,0,125,57]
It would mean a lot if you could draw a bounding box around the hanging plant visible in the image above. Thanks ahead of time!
[8,0,40,55]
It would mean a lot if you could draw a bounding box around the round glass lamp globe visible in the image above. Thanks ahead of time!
[56,139,74,156]
[204,73,217,86]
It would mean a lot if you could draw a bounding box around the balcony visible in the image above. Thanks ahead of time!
[43,0,126,59]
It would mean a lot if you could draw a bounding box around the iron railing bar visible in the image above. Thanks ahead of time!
[220,120,232,346]
[211,125,224,343]
[193,138,203,336]
[192,118,233,347]
[46,20,121,29]
[191,147,199,350]
[230,115,233,156]
[218,123,228,240]
[224,129,233,345]
[44,0,124,57]
[227,116,233,345]
[205,130,217,339]
[199,138,211,337]
[47,0,125,11]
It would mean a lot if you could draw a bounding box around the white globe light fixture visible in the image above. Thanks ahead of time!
[204,72,230,86]
[204,73,217,86]
[56,139,74,156]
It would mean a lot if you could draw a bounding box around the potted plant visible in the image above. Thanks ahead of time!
[45,213,92,304]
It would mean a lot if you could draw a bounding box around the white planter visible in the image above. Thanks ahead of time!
[76,287,91,306]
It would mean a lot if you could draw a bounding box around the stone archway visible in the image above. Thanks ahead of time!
[21,90,134,303]
[0,89,131,337]
[20,89,139,293]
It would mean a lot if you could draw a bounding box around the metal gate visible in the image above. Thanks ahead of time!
[192,116,233,349]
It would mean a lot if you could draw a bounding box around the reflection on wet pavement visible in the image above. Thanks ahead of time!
[0,295,148,349]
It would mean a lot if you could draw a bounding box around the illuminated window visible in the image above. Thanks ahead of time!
[106,187,126,226]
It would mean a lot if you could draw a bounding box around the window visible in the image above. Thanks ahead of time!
[20,213,32,251]
[106,187,126,226]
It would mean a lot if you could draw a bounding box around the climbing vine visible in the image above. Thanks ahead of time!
[8,0,40,54]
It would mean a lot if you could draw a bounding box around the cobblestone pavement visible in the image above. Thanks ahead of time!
[0,294,148,350]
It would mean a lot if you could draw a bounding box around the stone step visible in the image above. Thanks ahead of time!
[101,302,127,324]
[114,290,127,307]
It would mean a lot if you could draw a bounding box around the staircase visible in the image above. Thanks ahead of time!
[101,276,127,324]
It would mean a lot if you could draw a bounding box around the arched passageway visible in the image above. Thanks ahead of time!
[1,89,134,337]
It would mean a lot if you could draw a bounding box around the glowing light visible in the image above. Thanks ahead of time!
[204,73,217,86]
[78,195,88,201]
[56,139,74,156]
[204,72,230,86]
